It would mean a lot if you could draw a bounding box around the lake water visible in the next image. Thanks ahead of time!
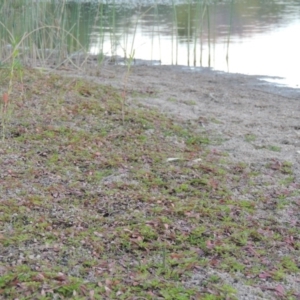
[1,0,300,88]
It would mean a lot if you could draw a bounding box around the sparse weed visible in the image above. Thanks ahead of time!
[268,145,281,152]
[0,67,298,299]
[245,133,256,142]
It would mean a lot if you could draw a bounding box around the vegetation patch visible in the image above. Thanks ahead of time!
[0,68,299,299]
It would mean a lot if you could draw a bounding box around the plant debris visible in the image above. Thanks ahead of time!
[0,67,299,299]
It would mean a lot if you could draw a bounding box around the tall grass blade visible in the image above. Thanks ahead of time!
[226,0,234,70]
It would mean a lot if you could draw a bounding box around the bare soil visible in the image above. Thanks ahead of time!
[87,64,300,179]
[1,63,300,299]
[76,64,300,299]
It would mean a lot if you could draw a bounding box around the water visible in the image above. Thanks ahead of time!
[1,0,299,88]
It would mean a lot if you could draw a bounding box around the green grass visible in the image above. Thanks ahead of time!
[244,133,256,142]
[0,0,231,71]
[268,145,281,152]
[0,68,299,299]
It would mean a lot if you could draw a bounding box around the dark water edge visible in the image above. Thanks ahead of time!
[181,65,300,98]
[1,0,300,88]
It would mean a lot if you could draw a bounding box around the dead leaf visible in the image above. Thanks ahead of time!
[104,286,112,294]
[170,253,183,259]
[2,93,8,112]
[54,272,67,282]
[259,272,271,279]
[33,273,45,282]
[206,240,214,249]
[274,285,285,297]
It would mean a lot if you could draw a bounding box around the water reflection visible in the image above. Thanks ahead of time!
[90,0,300,88]
[0,0,299,88]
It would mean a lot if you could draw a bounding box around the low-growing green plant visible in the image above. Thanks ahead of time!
[208,274,221,283]
[268,145,281,152]
[245,133,256,142]
[0,68,298,299]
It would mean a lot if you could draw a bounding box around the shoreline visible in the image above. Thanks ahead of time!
[71,64,300,171]
[76,64,300,298]
[1,63,300,299]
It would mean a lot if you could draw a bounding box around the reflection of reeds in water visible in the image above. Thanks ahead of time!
[0,0,233,69]
[171,0,213,67]
[193,0,199,66]
[206,3,211,67]
[110,0,117,57]
[172,0,178,65]
[226,0,234,71]
[95,3,105,63]
[0,0,87,68]
[154,3,161,63]
[195,0,206,67]
[187,0,191,66]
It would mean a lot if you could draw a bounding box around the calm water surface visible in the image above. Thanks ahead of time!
[3,0,300,88]
[95,0,300,88]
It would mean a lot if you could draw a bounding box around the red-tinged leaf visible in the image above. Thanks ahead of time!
[53,246,60,252]
[285,236,294,245]
[105,279,112,286]
[184,211,192,217]
[208,178,218,189]
[259,272,271,279]
[260,284,285,297]
[185,262,197,270]
[206,240,214,249]
[136,235,143,242]
[214,239,223,246]
[145,220,155,225]
[275,285,285,296]
[33,273,45,282]
[170,253,183,259]
[2,92,8,103]
[51,192,59,198]
[112,280,120,287]
[8,276,19,287]
[289,219,297,226]
[2,93,8,112]
[80,285,88,295]
[54,272,67,282]
[210,258,220,267]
